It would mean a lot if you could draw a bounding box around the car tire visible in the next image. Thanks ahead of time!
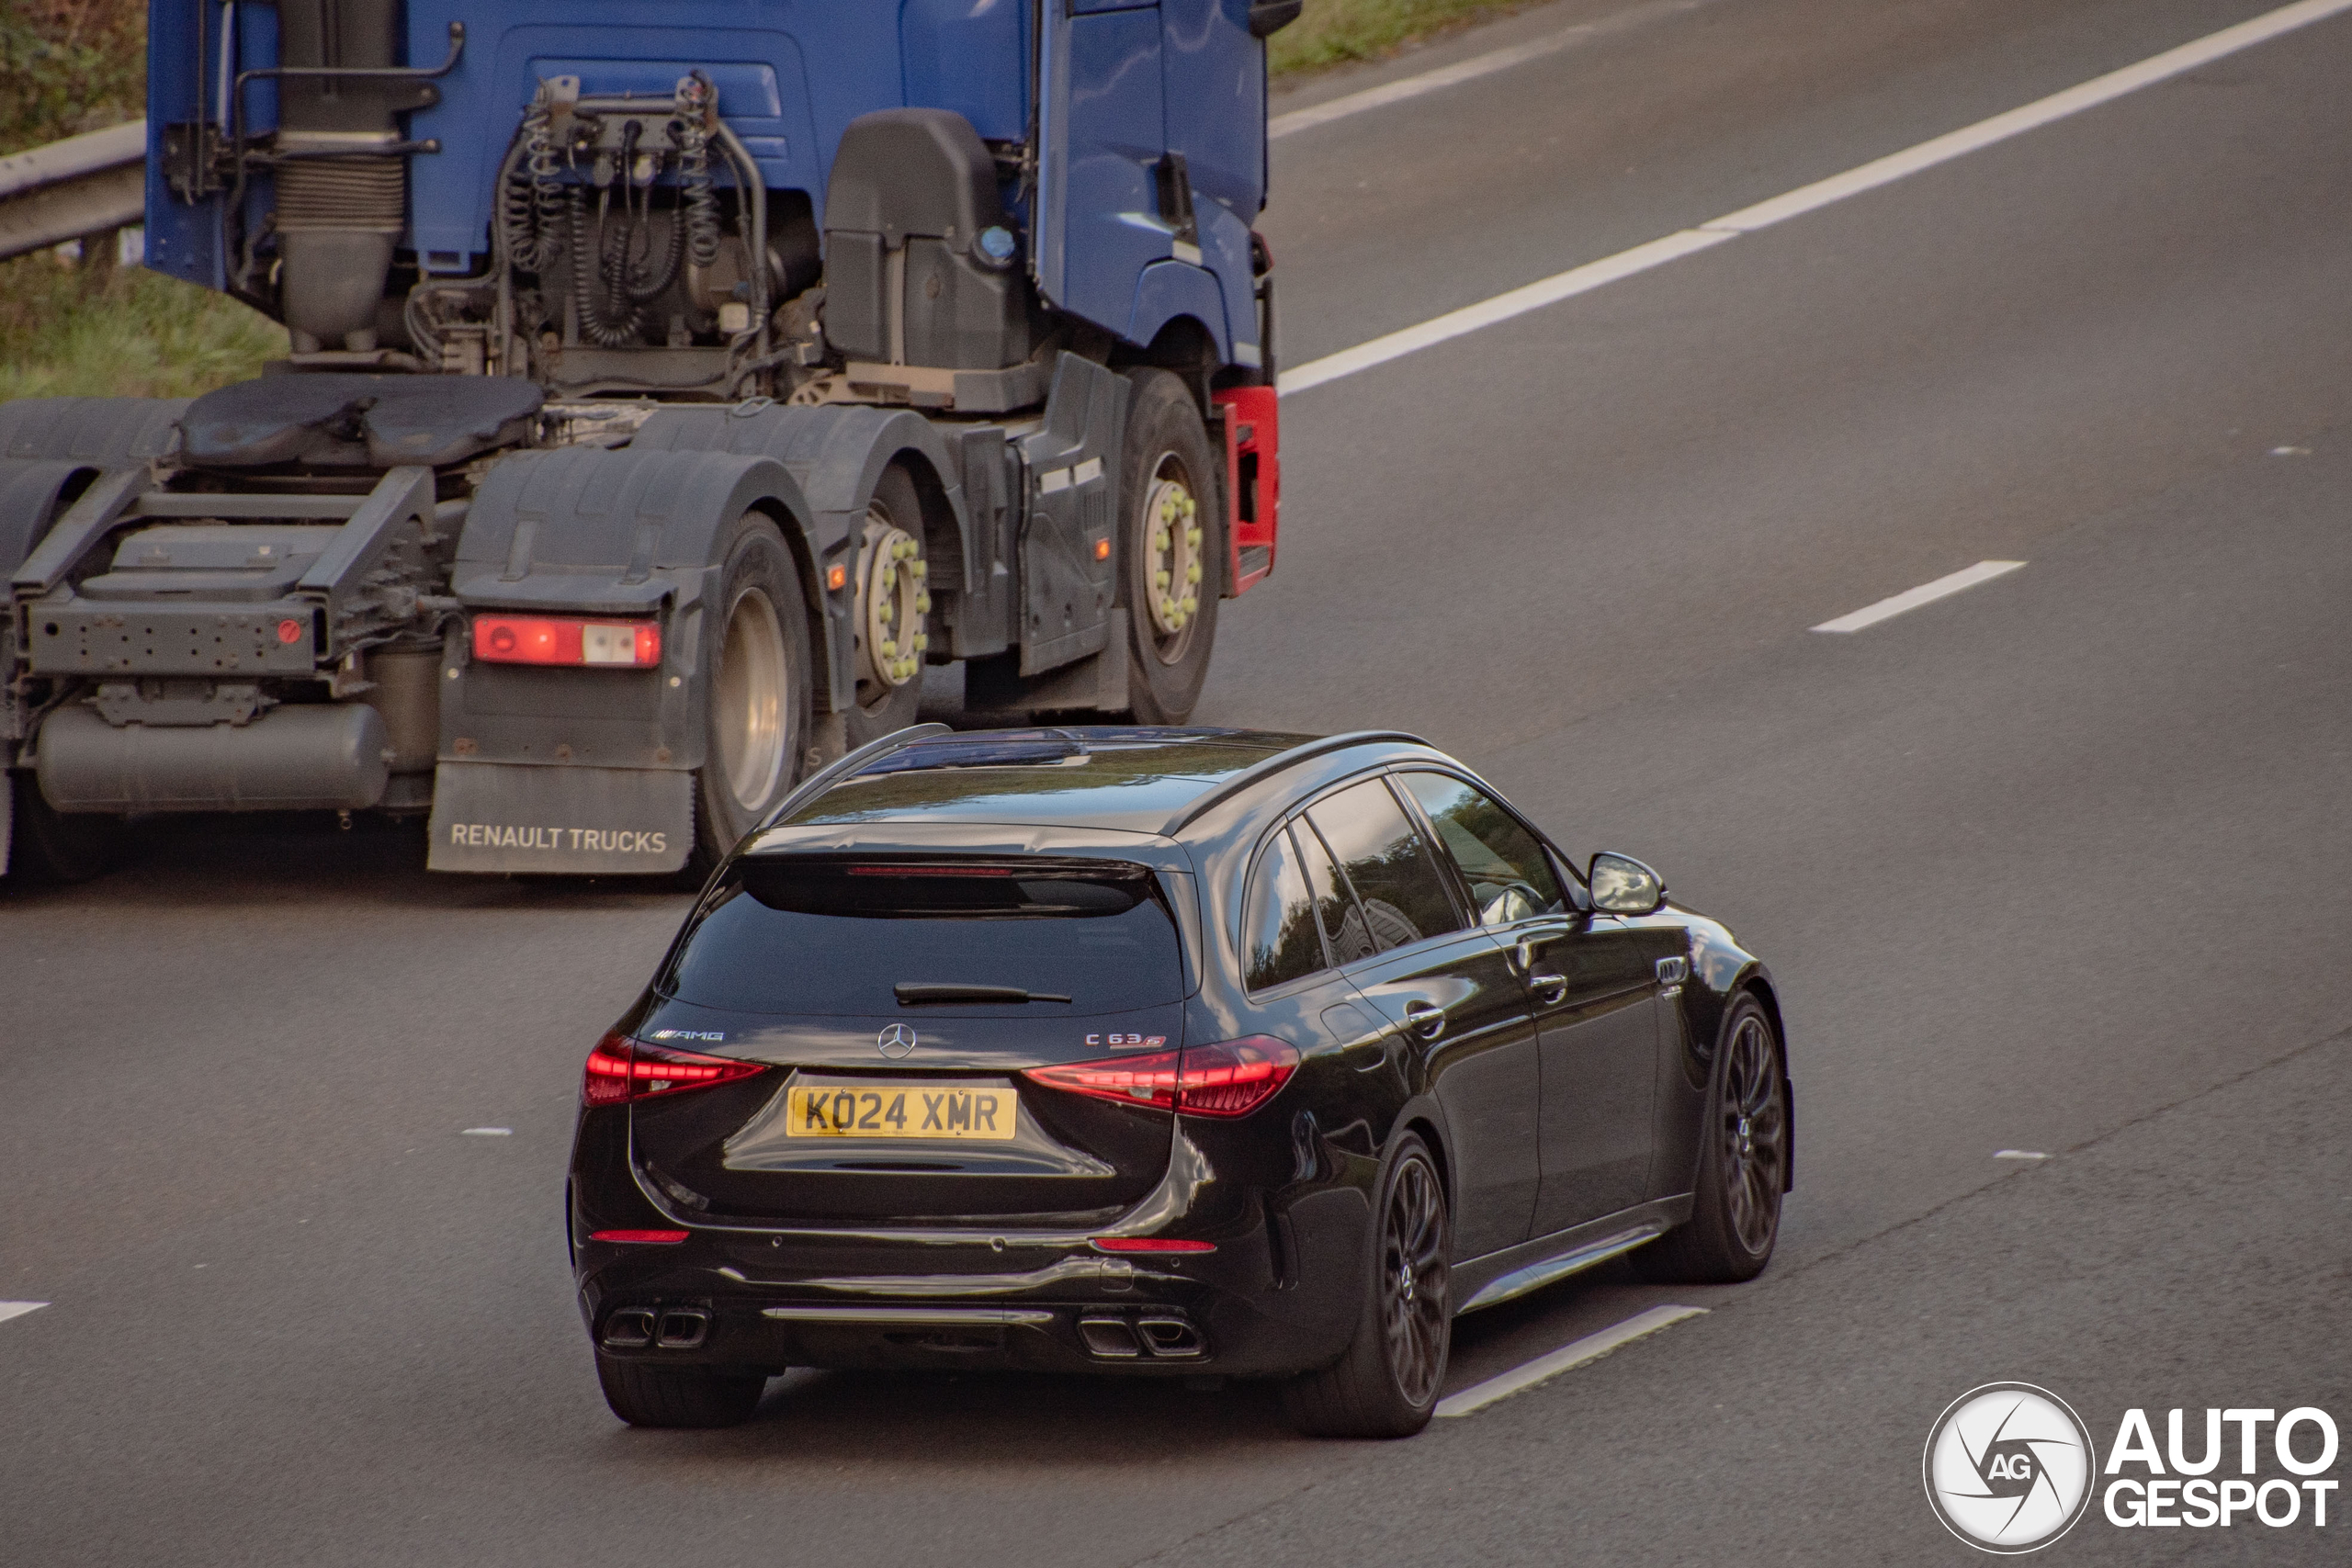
[1632,994,1787,1284]
[842,465,928,749]
[595,1354,766,1429]
[5,772,130,884]
[1280,1131,1451,1439]
[692,513,814,867]
[1115,369,1220,725]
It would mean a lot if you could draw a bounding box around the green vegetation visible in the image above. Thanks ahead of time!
[0,0,1518,400]
[1268,0,1531,77]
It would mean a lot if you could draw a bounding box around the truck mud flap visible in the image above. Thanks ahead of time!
[426,761,692,874]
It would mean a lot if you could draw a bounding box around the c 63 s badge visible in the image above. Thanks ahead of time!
[1088,1032,1167,1049]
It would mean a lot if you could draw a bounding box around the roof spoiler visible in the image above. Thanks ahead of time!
[1158,729,1433,835]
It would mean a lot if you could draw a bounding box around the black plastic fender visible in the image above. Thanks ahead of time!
[0,397,187,468]
[1,459,104,766]
[444,444,817,774]
[630,400,997,704]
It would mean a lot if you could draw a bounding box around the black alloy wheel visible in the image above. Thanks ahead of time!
[1114,369,1220,725]
[692,512,814,867]
[1634,995,1786,1283]
[595,1354,766,1429]
[1282,1131,1451,1438]
[843,464,929,748]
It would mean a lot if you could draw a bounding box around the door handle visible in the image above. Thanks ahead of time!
[1529,972,1569,1005]
[1400,998,1447,1039]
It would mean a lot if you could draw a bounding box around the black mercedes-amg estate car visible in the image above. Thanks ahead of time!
[569,726,1792,1438]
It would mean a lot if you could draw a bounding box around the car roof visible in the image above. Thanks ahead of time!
[760,726,1421,841]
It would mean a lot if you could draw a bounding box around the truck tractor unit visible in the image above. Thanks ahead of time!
[0,0,1297,880]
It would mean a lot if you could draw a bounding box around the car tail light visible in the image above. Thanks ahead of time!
[472,615,661,668]
[589,1229,690,1245]
[1023,1036,1298,1119]
[582,1033,767,1106]
[1091,1236,1216,1253]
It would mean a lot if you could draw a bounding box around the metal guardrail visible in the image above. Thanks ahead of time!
[0,120,147,265]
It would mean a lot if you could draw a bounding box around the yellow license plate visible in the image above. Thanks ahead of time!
[786,1084,1018,1140]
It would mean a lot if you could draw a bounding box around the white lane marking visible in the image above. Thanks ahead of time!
[0,1302,50,1325]
[1996,1149,2052,1160]
[1810,560,2024,633]
[1434,1303,1705,1418]
[1280,0,2352,396]
[461,1126,514,1136]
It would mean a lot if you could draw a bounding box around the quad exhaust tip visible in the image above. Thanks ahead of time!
[1079,1314,1204,1359]
[601,1306,709,1351]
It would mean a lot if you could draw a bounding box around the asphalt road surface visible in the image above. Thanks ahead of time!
[6,1,2349,1562]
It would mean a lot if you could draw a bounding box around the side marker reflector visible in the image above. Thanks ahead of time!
[1091,1237,1216,1254]
[589,1230,690,1245]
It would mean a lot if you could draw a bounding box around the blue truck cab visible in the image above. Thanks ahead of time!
[0,0,1295,881]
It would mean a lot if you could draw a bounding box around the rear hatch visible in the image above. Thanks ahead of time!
[629,855,1186,1227]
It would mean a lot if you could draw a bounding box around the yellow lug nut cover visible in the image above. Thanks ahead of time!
[915,592,932,614]
[909,559,926,580]
[879,638,897,658]
[1154,569,1170,589]
[1186,561,1202,583]
[1186,525,1203,547]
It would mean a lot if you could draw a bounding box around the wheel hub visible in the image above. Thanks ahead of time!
[1141,471,1203,641]
[856,516,929,692]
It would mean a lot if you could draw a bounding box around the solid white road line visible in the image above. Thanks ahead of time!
[1995,1150,2052,1161]
[1433,1303,1706,1418]
[1267,0,1711,141]
[0,1302,51,1325]
[1810,560,2024,633]
[1280,0,2352,396]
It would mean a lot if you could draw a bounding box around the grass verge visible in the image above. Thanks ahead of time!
[0,252,285,401]
[1269,0,1533,77]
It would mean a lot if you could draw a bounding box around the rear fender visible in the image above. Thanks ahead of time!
[630,403,988,706]
[444,445,818,775]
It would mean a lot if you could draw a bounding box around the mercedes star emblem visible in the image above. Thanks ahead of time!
[876,1023,918,1059]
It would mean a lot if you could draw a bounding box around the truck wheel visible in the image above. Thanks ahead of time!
[5,772,128,885]
[1116,370,1220,725]
[844,465,928,747]
[694,513,813,864]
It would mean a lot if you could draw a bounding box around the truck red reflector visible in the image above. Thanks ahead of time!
[275,617,303,644]
[590,1229,689,1245]
[1023,1036,1298,1118]
[472,615,661,668]
[1091,1236,1216,1253]
[582,1033,766,1106]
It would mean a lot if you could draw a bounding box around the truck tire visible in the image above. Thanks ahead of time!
[1116,370,1220,725]
[5,772,129,885]
[693,513,813,865]
[843,464,927,747]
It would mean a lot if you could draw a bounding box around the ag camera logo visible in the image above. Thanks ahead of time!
[1923,1383,2094,1552]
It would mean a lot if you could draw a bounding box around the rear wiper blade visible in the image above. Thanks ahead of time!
[894,983,1073,1005]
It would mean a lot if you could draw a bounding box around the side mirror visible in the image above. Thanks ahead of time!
[1588,852,1665,916]
[1249,0,1304,38]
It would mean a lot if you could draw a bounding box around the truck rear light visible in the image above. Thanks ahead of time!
[582,1033,766,1106]
[1024,1036,1298,1119]
[472,615,661,668]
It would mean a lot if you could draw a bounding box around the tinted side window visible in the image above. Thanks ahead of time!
[1305,778,1465,953]
[1242,828,1327,991]
[1296,815,1375,965]
[1398,772,1565,927]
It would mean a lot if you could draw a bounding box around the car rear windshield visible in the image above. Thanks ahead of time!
[659,859,1185,1016]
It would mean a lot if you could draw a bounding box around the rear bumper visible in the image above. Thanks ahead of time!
[571,1221,1361,1380]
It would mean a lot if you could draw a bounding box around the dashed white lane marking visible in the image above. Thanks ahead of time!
[0,1302,50,1326]
[1996,1150,2052,1160]
[1434,1303,1706,1418]
[1267,0,1712,141]
[461,1127,514,1136]
[1810,560,2025,634]
[1280,0,2352,396]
